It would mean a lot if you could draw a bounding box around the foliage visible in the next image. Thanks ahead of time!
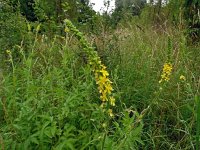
[0,1,29,53]
[0,19,144,149]
[0,0,200,149]
[183,0,200,42]
[109,23,199,149]
[115,0,146,15]
[167,0,200,42]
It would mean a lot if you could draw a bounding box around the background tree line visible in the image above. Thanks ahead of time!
[0,0,199,52]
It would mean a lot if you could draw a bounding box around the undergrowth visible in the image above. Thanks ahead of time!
[0,20,145,150]
[0,8,199,150]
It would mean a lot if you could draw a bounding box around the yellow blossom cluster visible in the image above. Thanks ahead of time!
[159,62,173,83]
[94,63,115,107]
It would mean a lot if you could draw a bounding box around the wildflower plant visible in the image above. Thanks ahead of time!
[64,19,115,116]
[159,62,173,83]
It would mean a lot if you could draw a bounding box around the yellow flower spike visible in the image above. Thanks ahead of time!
[110,97,115,106]
[65,19,116,114]
[159,62,173,83]
[108,109,114,117]
[180,75,186,81]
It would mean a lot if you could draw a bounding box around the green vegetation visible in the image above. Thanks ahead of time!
[0,0,199,149]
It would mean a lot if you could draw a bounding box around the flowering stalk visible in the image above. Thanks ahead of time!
[64,19,115,116]
[159,62,173,83]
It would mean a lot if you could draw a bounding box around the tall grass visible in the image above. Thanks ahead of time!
[0,21,145,149]
[0,13,199,150]
[93,19,199,149]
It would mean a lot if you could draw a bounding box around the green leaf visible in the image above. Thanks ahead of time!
[31,137,39,145]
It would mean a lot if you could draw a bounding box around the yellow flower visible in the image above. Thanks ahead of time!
[110,97,115,106]
[105,83,113,94]
[180,75,186,81]
[65,19,116,114]
[159,62,173,83]
[97,76,108,85]
[100,69,109,77]
[100,64,107,70]
[98,87,103,94]
[100,92,108,102]
[108,109,114,117]
[6,50,11,54]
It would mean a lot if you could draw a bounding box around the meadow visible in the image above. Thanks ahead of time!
[0,2,200,149]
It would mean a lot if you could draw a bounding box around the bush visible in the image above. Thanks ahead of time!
[0,1,28,52]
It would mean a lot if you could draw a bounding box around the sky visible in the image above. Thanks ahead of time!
[89,0,115,13]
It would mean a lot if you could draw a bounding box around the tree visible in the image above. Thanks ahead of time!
[168,0,200,42]
[183,0,200,42]
[115,0,146,16]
